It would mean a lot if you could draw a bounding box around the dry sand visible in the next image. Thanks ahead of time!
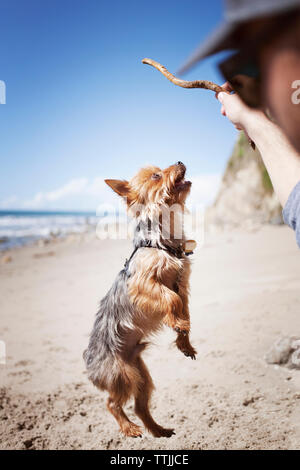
[0,225,300,450]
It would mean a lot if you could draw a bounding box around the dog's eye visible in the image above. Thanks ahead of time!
[151,173,161,180]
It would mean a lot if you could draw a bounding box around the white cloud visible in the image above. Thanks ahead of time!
[22,178,89,209]
[188,173,221,208]
[46,178,88,202]
[86,177,107,196]
[0,174,222,211]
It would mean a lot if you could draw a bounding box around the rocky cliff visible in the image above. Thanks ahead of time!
[207,132,283,230]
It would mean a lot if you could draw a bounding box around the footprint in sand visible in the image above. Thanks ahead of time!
[14,360,34,367]
[33,251,55,259]
[8,370,31,377]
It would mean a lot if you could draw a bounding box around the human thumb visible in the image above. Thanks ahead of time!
[217,92,227,104]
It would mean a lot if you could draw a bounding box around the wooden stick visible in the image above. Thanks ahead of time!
[142,58,224,93]
[142,57,256,150]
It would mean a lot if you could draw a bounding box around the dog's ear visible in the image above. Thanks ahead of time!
[105,179,130,198]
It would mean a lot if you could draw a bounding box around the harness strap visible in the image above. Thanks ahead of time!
[124,246,139,270]
[124,239,193,271]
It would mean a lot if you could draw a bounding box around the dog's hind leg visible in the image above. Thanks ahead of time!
[106,361,143,437]
[107,395,142,437]
[134,356,175,438]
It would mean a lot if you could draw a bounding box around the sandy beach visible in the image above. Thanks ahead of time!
[1,225,300,450]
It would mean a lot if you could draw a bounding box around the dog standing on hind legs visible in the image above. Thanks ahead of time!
[83,161,197,437]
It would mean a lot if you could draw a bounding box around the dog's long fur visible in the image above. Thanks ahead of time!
[83,162,196,437]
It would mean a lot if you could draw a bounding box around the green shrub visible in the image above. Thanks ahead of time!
[261,168,273,193]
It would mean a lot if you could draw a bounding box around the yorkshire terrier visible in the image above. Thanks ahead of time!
[83,161,196,438]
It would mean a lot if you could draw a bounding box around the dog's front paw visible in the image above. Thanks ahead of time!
[173,319,190,336]
[183,349,197,360]
[174,327,188,336]
[175,333,197,360]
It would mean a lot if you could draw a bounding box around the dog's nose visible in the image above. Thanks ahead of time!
[176,161,184,166]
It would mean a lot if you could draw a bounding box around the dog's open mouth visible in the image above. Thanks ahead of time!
[174,175,192,191]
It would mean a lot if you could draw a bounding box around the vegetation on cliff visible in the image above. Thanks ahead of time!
[209,132,282,227]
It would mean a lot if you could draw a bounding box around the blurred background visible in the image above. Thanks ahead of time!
[0,0,254,249]
[0,0,282,250]
[2,1,300,451]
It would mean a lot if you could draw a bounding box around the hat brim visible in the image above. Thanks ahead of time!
[178,22,240,75]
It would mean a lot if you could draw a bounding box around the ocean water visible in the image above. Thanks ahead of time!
[0,210,98,251]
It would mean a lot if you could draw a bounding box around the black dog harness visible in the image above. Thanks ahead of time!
[123,239,193,271]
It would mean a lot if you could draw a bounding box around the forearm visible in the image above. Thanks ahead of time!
[246,111,300,207]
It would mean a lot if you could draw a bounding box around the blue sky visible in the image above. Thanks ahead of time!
[0,0,238,211]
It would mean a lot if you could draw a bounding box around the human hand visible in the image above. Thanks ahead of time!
[216,79,263,141]
[216,82,249,130]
